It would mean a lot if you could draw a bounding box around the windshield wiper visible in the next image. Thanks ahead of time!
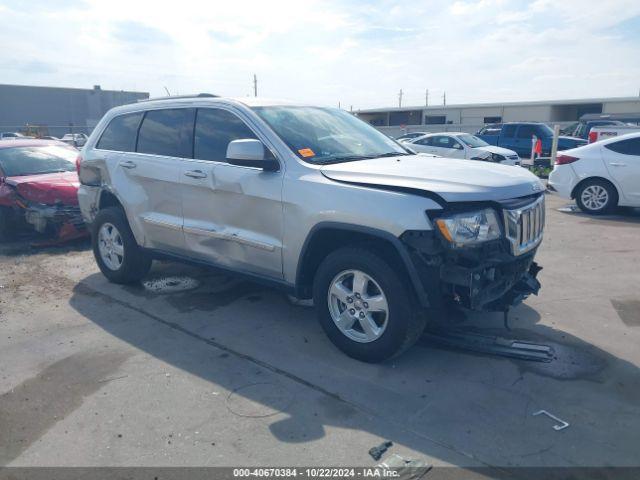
[315,155,375,165]
[372,152,411,158]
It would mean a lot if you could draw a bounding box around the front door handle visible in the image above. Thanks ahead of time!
[610,162,627,167]
[120,160,137,169]
[184,169,207,179]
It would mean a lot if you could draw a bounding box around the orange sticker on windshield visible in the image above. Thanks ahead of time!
[298,148,315,157]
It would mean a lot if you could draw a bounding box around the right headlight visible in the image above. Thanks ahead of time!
[435,208,502,247]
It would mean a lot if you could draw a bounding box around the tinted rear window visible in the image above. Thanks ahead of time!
[605,137,640,156]
[97,112,143,151]
[194,108,257,161]
[137,108,195,158]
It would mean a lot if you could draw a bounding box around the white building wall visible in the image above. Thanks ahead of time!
[502,105,552,122]
[603,100,640,114]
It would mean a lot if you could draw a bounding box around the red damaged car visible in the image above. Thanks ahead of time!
[0,140,87,242]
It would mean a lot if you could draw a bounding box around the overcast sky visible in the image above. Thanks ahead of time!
[1,0,639,109]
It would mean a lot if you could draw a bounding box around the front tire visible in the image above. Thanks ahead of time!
[92,207,152,284]
[313,247,426,363]
[575,179,617,215]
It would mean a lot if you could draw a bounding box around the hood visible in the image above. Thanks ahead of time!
[320,155,544,203]
[475,145,518,157]
[6,171,80,205]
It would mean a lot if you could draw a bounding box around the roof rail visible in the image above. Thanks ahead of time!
[137,93,219,103]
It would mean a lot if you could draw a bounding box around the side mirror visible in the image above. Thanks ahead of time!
[226,139,279,171]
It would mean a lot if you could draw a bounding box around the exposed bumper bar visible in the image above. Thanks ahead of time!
[440,258,541,311]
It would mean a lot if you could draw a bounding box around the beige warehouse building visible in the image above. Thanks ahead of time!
[356,96,640,137]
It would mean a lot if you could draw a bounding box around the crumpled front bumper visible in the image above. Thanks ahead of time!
[401,231,542,312]
[439,253,542,311]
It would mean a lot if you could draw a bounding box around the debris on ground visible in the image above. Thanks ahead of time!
[423,328,554,363]
[378,454,432,480]
[143,276,201,294]
[369,440,393,461]
[533,410,570,431]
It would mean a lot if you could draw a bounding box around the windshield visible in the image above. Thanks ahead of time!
[0,146,77,176]
[458,134,490,147]
[253,106,409,164]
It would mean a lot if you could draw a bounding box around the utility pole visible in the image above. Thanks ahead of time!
[425,89,429,106]
[253,74,258,97]
[338,101,341,109]
[398,89,403,108]
[443,91,447,106]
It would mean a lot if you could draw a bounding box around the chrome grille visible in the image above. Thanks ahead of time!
[503,195,545,256]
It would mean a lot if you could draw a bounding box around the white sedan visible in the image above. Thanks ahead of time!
[402,132,521,166]
[548,132,640,214]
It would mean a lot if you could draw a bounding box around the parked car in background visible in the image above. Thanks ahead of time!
[588,124,640,144]
[548,132,640,214]
[404,132,520,165]
[0,140,86,241]
[396,131,428,142]
[77,96,545,362]
[476,123,502,136]
[1,132,32,140]
[477,122,586,158]
[572,120,625,140]
[61,133,88,147]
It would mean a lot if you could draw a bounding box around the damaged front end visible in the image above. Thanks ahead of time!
[1,180,88,243]
[402,194,545,312]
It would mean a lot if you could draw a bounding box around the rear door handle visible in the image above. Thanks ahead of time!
[610,162,627,167]
[120,160,137,169]
[184,169,207,179]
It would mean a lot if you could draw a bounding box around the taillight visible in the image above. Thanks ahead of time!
[588,131,598,143]
[555,154,579,165]
[76,154,82,174]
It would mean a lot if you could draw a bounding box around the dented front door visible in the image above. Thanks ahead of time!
[180,108,284,278]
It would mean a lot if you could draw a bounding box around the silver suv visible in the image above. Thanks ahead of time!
[78,95,545,362]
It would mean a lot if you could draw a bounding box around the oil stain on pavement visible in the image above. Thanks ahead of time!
[0,350,130,465]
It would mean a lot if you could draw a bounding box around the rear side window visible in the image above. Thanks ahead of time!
[517,125,537,139]
[503,125,517,137]
[137,108,195,158]
[194,108,257,161]
[414,137,431,146]
[97,112,143,151]
[605,138,640,156]
[433,136,453,148]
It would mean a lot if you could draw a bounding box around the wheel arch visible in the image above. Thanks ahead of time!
[98,189,125,211]
[294,222,430,307]
[570,176,619,201]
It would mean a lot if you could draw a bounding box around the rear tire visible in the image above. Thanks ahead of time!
[92,207,152,284]
[575,179,617,215]
[313,247,426,363]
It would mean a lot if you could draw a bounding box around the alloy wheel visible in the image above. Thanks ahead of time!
[581,185,609,211]
[327,269,389,343]
[98,222,124,270]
